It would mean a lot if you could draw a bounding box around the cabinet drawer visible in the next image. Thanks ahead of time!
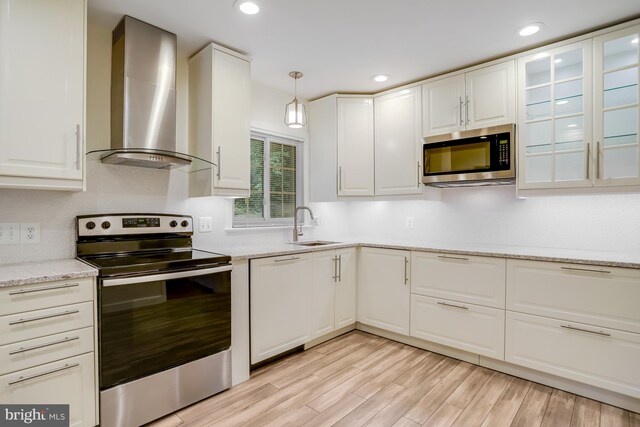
[411,252,506,308]
[506,311,640,398]
[410,294,505,360]
[0,278,94,316]
[0,301,93,346]
[0,353,96,427]
[506,259,640,333]
[0,327,93,375]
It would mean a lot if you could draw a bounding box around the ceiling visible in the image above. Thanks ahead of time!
[88,0,640,100]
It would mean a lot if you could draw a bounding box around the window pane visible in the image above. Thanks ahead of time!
[234,139,265,223]
[270,194,283,218]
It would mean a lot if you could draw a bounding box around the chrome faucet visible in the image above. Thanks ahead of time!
[293,206,315,242]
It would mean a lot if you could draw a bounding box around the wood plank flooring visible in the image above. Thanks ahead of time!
[148,331,638,427]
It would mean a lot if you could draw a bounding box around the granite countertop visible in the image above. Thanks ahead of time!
[0,258,98,288]
[206,240,640,269]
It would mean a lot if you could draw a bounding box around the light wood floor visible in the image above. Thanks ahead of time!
[149,331,640,427]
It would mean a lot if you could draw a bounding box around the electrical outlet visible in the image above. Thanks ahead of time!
[20,223,40,244]
[199,217,213,233]
[405,217,414,229]
[0,223,20,245]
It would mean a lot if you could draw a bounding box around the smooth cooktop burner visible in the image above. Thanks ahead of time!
[80,248,231,278]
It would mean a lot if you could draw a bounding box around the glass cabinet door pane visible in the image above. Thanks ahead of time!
[604,68,638,108]
[526,57,551,86]
[526,120,552,154]
[603,146,639,179]
[554,49,583,81]
[556,152,585,181]
[604,107,638,145]
[555,116,584,152]
[526,86,551,119]
[526,155,552,182]
[555,79,583,115]
[603,34,639,71]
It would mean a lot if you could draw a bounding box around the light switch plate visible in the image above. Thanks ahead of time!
[0,223,20,245]
[199,217,213,233]
[20,223,40,244]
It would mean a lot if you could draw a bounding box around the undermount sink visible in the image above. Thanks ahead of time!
[290,240,339,247]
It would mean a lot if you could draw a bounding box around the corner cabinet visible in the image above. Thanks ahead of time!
[422,60,516,136]
[374,87,423,195]
[0,0,86,191]
[189,44,251,198]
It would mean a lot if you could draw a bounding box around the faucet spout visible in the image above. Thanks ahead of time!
[293,206,314,242]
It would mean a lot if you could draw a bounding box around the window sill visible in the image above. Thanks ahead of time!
[225,224,312,233]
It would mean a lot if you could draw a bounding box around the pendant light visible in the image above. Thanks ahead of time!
[284,71,307,128]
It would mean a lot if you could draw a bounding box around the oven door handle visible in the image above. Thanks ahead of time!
[102,265,233,287]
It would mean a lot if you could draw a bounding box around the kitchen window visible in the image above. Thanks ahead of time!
[233,133,304,228]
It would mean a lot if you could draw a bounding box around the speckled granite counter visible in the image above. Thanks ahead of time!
[207,240,640,269]
[0,259,98,288]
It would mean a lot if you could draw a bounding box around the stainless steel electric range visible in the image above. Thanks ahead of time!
[76,213,232,427]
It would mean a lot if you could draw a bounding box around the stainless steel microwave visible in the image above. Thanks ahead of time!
[422,124,516,187]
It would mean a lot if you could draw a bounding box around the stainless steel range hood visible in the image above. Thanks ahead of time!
[104,16,190,169]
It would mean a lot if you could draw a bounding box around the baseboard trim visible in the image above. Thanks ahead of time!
[305,324,356,350]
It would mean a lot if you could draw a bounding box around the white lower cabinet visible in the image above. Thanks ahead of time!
[358,247,410,335]
[250,254,312,364]
[411,295,505,360]
[310,248,357,340]
[506,311,640,398]
[0,353,96,427]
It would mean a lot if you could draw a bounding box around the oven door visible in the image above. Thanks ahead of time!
[99,264,232,389]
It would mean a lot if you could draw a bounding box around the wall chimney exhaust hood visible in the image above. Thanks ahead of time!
[88,16,211,170]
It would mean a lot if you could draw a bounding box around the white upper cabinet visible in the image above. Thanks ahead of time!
[0,0,85,191]
[422,60,515,137]
[593,24,640,187]
[374,87,423,195]
[337,97,375,196]
[518,41,593,190]
[189,44,251,197]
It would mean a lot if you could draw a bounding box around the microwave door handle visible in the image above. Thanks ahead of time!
[102,265,233,287]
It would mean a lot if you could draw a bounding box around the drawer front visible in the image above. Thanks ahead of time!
[410,294,505,360]
[506,311,640,398]
[0,301,93,346]
[0,353,96,427]
[411,252,506,309]
[0,278,94,316]
[0,327,94,375]
[506,259,640,333]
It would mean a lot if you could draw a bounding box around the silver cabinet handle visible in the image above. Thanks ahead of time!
[437,301,469,310]
[560,266,611,274]
[9,283,79,296]
[9,309,80,326]
[332,256,338,282]
[596,141,601,180]
[9,336,80,355]
[404,257,408,285]
[437,255,469,261]
[561,324,610,337]
[338,255,342,282]
[459,97,464,126]
[75,124,82,170]
[465,96,470,126]
[586,142,590,180]
[274,256,300,263]
[416,162,421,187]
[216,146,221,179]
[8,363,80,386]
[338,166,342,192]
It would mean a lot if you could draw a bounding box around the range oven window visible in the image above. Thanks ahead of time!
[99,269,231,389]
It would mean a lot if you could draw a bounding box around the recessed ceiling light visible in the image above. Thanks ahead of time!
[234,0,260,15]
[372,74,389,82]
[554,58,563,64]
[556,100,568,105]
[518,23,543,37]
[632,38,639,44]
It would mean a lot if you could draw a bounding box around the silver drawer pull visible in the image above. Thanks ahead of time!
[437,301,469,310]
[437,255,469,261]
[274,256,300,263]
[9,309,80,326]
[8,363,80,386]
[561,324,611,337]
[9,336,80,355]
[560,266,611,274]
[9,283,79,295]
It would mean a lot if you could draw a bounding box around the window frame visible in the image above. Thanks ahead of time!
[232,131,305,228]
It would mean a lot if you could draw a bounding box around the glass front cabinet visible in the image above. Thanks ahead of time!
[518,25,640,192]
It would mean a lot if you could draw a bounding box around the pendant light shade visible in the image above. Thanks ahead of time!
[284,71,307,128]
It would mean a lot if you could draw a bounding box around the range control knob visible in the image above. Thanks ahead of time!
[86,221,96,230]
[181,220,189,227]
[101,221,111,229]
[170,220,178,227]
